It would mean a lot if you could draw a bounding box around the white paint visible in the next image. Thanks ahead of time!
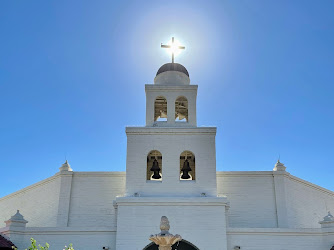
[1,64,334,250]
[154,71,190,86]
[125,127,217,197]
[1,170,334,249]
[145,85,197,127]
[0,174,61,228]
[114,197,229,250]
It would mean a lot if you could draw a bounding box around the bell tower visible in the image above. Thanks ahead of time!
[145,63,197,127]
[115,38,229,250]
[124,38,218,197]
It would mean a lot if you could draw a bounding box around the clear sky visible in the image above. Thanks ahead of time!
[1,0,334,197]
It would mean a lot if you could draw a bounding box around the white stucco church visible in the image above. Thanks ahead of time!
[1,40,334,250]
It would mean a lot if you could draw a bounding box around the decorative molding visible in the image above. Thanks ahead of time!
[73,172,125,177]
[6,227,117,235]
[287,175,334,196]
[217,171,334,196]
[145,84,198,92]
[227,227,334,236]
[114,196,229,207]
[149,216,182,250]
[0,174,60,201]
[126,127,216,135]
[217,171,275,177]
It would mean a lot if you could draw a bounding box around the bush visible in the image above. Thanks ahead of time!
[12,238,74,250]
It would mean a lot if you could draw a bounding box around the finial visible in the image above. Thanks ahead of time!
[319,211,334,228]
[59,160,73,172]
[161,37,185,64]
[273,159,286,171]
[8,210,28,223]
[149,216,182,249]
[5,210,28,228]
[160,216,170,233]
[323,211,334,221]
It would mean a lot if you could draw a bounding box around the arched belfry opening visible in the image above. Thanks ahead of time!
[175,96,188,122]
[180,151,195,180]
[154,96,168,121]
[147,150,162,181]
[143,240,199,250]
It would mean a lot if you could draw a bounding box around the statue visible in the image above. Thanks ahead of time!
[149,216,182,250]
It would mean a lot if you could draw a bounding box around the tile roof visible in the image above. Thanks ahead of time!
[0,234,15,248]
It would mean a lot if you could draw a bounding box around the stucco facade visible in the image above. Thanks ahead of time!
[1,63,334,250]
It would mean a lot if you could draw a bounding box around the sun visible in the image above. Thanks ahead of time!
[161,37,185,63]
[165,38,184,57]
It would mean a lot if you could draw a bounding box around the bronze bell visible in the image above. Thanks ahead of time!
[181,159,192,179]
[150,158,161,179]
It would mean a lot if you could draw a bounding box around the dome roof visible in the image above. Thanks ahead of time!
[156,63,189,77]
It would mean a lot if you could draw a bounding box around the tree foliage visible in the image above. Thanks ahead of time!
[12,238,74,250]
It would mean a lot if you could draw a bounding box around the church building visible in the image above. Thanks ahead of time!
[1,39,334,250]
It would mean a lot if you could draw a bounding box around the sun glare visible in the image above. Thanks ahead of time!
[166,39,183,56]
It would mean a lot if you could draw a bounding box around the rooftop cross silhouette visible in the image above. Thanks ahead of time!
[161,37,185,63]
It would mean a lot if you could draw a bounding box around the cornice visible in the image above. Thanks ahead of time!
[73,172,125,177]
[217,171,275,177]
[0,174,60,201]
[114,196,229,207]
[227,227,334,236]
[7,227,117,235]
[126,127,216,135]
[217,171,334,196]
[145,84,198,92]
[288,174,334,196]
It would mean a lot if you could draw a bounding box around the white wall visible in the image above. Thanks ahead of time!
[227,228,329,250]
[286,175,334,228]
[115,197,229,250]
[126,127,217,197]
[217,172,278,228]
[15,228,117,250]
[0,175,61,227]
[68,172,126,227]
[217,171,334,229]
[323,230,334,249]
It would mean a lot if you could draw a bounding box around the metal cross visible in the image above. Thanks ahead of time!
[161,37,185,63]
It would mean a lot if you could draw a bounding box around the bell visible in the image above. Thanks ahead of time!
[181,159,192,179]
[150,158,161,179]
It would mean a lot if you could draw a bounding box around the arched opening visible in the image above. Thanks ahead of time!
[147,150,162,181]
[180,151,195,180]
[143,240,199,250]
[155,96,168,121]
[175,96,188,122]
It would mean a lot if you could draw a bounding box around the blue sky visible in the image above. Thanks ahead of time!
[1,0,334,197]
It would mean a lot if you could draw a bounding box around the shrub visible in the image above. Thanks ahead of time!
[12,238,74,250]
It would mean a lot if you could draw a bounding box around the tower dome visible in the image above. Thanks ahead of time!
[156,63,189,77]
[154,63,190,85]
